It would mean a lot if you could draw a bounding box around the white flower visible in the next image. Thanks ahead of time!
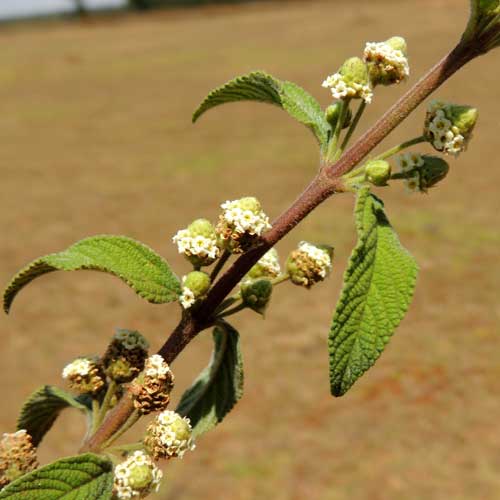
[396,152,424,173]
[179,286,196,309]
[298,241,332,278]
[144,354,171,379]
[172,229,220,263]
[146,410,196,460]
[404,173,422,193]
[62,358,92,379]
[257,249,281,277]
[364,41,409,84]
[322,73,373,103]
[113,451,162,500]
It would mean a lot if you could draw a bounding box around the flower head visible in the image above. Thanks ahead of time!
[0,430,39,488]
[113,451,162,499]
[322,57,373,103]
[216,197,271,254]
[396,154,450,193]
[62,356,105,395]
[364,37,409,86]
[365,159,392,186]
[144,410,195,461]
[173,218,220,267]
[132,355,174,414]
[246,248,281,280]
[286,242,334,288]
[424,100,478,156]
[103,329,149,383]
[179,271,211,310]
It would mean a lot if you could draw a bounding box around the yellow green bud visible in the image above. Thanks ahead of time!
[340,57,370,88]
[365,160,391,186]
[183,271,211,298]
[241,279,273,315]
[325,103,352,129]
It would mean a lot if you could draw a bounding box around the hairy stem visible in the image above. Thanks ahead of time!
[81,41,477,454]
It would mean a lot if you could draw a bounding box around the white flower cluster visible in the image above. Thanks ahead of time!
[114,329,149,351]
[255,249,281,278]
[396,152,424,173]
[220,200,271,237]
[144,355,171,379]
[179,286,196,309]
[151,410,195,459]
[62,358,92,379]
[426,107,466,156]
[113,451,162,500]
[364,41,409,83]
[298,242,332,278]
[172,230,219,262]
[322,73,373,103]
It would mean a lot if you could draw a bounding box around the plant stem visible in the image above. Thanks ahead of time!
[100,409,140,450]
[81,41,478,454]
[217,302,247,318]
[338,101,367,157]
[91,399,101,434]
[373,135,427,162]
[97,381,117,428]
[210,250,231,281]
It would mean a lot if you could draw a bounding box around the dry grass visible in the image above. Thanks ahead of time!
[1,1,499,499]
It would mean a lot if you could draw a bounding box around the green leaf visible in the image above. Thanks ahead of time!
[280,80,330,146]
[3,235,181,314]
[329,187,418,397]
[0,453,113,499]
[17,386,89,447]
[192,71,331,147]
[176,321,244,437]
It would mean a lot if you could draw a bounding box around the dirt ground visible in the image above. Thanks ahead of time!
[1,1,499,499]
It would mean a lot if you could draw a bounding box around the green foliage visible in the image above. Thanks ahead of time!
[16,386,89,447]
[0,453,113,499]
[192,71,331,148]
[176,321,244,437]
[329,187,418,396]
[3,235,181,314]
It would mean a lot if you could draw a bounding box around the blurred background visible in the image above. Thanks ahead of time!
[1,0,499,499]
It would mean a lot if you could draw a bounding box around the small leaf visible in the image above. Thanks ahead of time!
[280,80,331,147]
[329,187,418,396]
[0,453,113,499]
[192,71,331,147]
[3,235,181,313]
[176,321,244,437]
[17,386,89,446]
[192,71,282,122]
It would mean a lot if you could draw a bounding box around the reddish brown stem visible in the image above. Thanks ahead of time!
[81,41,478,453]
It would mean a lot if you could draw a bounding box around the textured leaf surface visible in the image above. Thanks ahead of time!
[280,80,330,146]
[3,235,181,313]
[17,386,89,447]
[192,71,330,146]
[329,187,418,396]
[0,453,113,499]
[176,321,243,437]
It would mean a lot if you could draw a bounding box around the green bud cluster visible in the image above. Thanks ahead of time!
[365,160,392,186]
[241,279,273,315]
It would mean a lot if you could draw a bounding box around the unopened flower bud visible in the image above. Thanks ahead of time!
[286,242,334,288]
[144,410,195,461]
[173,218,220,268]
[246,248,281,280]
[179,271,211,310]
[241,278,273,315]
[102,329,149,383]
[113,451,162,500]
[322,57,373,103]
[463,0,500,50]
[216,197,271,254]
[365,160,391,186]
[132,355,174,415]
[325,103,353,129]
[364,36,410,86]
[424,100,478,156]
[62,356,105,395]
[0,430,38,488]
